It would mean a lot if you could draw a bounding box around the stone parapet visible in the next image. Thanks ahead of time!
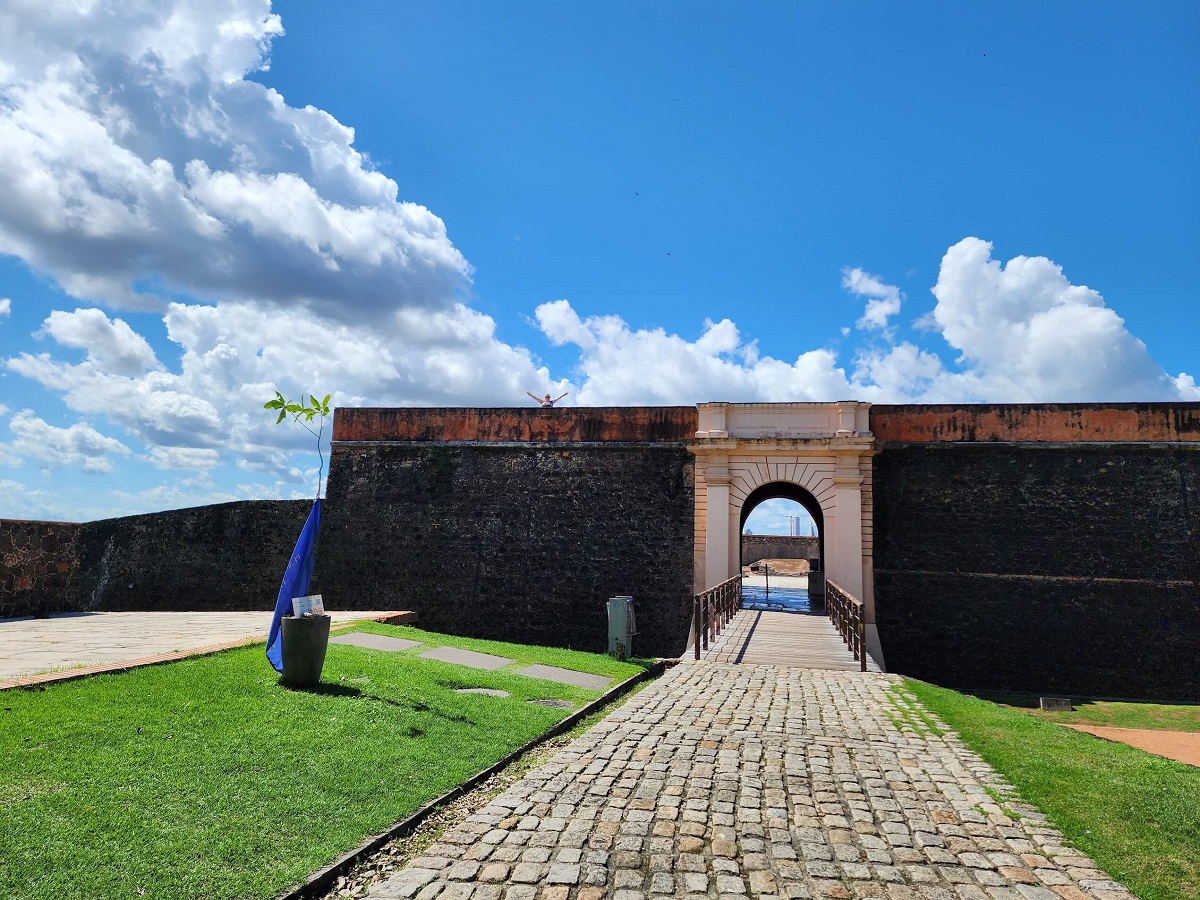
[871,402,1200,443]
[334,406,698,444]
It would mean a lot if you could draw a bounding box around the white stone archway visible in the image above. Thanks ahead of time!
[688,401,878,638]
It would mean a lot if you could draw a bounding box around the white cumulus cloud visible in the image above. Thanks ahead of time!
[7,301,566,474]
[38,308,160,375]
[8,409,131,473]
[534,301,853,405]
[533,239,1196,406]
[843,267,903,332]
[0,0,468,322]
[925,237,1185,401]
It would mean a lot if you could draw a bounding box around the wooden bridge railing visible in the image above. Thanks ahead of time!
[826,579,868,672]
[693,574,743,659]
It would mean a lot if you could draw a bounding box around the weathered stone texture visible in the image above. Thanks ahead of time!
[0,520,82,618]
[334,406,698,444]
[75,500,313,611]
[319,443,695,658]
[871,402,1200,444]
[740,534,818,566]
[873,444,1200,701]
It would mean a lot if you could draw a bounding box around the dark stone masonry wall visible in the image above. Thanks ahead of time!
[2,501,312,619]
[0,520,82,618]
[872,443,1200,702]
[5,402,1198,703]
[318,442,696,658]
[75,500,313,612]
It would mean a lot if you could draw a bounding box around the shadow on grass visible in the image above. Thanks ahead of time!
[279,678,477,725]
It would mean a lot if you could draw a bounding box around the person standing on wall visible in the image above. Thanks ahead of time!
[527,391,569,408]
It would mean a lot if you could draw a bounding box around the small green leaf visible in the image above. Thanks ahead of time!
[276,409,286,424]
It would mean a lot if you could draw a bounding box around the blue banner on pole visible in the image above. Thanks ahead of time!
[266,499,321,673]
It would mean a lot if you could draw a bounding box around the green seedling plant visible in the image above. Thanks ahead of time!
[264,390,332,499]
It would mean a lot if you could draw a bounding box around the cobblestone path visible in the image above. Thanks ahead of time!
[367,662,1130,900]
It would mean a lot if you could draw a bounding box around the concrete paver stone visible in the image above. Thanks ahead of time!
[515,664,612,690]
[367,653,1131,900]
[418,646,516,671]
[331,633,424,653]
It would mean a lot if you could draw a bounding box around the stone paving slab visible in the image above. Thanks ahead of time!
[332,633,425,653]
[0,610,414,687]
[419,646,516,671]
[515,664,612,690]
[368,661,1129,900]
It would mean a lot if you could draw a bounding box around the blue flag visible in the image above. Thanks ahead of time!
[266,499,321,673]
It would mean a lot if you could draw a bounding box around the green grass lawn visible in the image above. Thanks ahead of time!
[0,623,646,900]
[906,679,1200,900]
[986,694,1200,733]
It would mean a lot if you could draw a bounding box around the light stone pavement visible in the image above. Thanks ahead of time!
[0,610,402,680]
[367,660,1129,900]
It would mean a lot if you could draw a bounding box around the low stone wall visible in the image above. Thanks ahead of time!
[76,500,313,612]
[740,534,818,566]
[0,520,82,618]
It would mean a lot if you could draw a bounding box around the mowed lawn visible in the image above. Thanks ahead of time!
[907,680,1200,900]
[1,624,646,900]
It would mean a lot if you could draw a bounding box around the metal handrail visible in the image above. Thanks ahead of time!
[826,579,867,672]
[693,574,743,659]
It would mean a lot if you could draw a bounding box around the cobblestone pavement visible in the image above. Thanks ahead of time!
[367,661,1130,900]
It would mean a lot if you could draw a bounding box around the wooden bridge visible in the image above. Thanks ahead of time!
[691,575,882,672]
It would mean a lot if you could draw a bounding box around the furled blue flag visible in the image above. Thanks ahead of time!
[266,499,321,673]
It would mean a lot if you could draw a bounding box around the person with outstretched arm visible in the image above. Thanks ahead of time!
[526,391,569,408]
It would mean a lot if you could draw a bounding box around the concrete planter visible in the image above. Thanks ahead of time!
[281,614,331,688]
[808,571,826,608]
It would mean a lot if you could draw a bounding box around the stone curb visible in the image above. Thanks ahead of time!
[0,610,417,692]
[276,657,675,900]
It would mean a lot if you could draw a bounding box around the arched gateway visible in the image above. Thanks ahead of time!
[323,400,1198,699]
[689,401,880,659]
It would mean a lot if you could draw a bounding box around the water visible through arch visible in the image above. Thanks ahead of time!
[739,482,824,614]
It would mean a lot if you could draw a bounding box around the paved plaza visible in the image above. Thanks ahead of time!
[0,610,404,684]
[367,660,1128,900]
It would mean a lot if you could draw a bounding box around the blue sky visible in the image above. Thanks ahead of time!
[0,0,1197,524]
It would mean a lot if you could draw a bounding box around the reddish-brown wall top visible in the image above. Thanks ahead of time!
[334,407,699,443]
[871,403,1200,443]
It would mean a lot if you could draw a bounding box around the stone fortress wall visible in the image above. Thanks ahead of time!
[0,502,311,619]
[2,402,1196,700]
[319,407,698,659]
[870,403,1200,702]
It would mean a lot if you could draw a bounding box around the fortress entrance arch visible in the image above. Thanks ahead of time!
[689,401,878,644]
[739,481,825,571]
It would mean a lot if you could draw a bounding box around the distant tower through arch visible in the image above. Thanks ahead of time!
[688,401,879,658]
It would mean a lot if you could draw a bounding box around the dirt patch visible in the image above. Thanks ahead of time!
[1062,724,1200,767]
[743,558,810,575]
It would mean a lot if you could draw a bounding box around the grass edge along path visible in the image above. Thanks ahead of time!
[307,672,664,900]
[0,624,647,900]
[906,679,1200,900]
